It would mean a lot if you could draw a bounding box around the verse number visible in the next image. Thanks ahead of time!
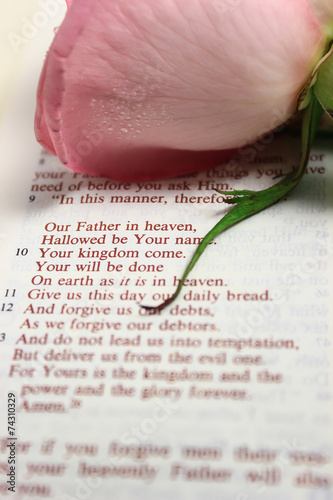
[1,303,13,312]
[16,248,28,256]
[0,333,5,342]
[5,289,16,297]
[29,195,35,202]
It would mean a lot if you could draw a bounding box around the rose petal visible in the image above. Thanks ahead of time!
[35,0,328,180]
[310,0,333,37]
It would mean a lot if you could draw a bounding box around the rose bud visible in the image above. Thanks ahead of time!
[35,0,333,181]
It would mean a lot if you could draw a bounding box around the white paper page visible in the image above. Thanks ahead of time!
[0,3,332,500]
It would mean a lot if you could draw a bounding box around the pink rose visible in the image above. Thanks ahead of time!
[35,0,333,181]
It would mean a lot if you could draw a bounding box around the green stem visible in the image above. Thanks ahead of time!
[142,95,324,312]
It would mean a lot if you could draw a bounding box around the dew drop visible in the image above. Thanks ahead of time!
[120,128,128,134]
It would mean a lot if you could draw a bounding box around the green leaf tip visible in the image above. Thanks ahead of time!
[141,95,324,313]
